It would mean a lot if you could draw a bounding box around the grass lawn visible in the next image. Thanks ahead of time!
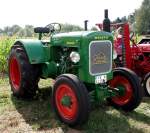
[0,76,150,133]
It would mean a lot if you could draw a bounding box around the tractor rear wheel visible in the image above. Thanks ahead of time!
[108,67,142,111]
[52,74,90,126]
[143,72,150,97]
[8,44,40,98]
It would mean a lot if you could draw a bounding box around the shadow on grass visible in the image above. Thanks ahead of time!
[122,98,150,125]
[126,111,150,125]
[142,97,150,104]
[77,105,145,133]
[11,86,61,131]
[11,87,148,133]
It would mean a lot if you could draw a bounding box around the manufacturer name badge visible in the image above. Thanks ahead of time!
[95,75,107,84]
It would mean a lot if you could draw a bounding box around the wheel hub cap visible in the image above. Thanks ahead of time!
[61,95,72,107]
[109,75,133,105]
[55,84,78,120]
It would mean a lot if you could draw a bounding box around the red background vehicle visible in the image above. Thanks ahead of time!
[96,10,150,96]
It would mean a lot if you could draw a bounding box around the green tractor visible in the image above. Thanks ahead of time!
[8,23,142,126]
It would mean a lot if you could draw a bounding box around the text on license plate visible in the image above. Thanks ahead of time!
[95,75,107,84]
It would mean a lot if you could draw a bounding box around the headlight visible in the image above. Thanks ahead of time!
[70,51,80,63]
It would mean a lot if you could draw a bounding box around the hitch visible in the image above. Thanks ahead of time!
[108,86,125,96]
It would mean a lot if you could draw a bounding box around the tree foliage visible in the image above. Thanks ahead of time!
[112,0,150,34]
[112,16,127,23]
[135,0,150,34]
[0,23,83,37]
[91,26,98,31]
[61,23,83,32]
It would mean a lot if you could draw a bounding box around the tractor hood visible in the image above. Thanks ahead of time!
[51,31,113,46]
[51,31,113,83]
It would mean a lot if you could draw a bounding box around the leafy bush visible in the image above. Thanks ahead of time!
[0,37,15,74]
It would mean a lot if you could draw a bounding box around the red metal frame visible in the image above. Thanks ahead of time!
[96,22,150,79]
[96,23,125,30]
[123,24,132,69]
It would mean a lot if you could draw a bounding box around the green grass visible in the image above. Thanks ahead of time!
[0,35,150,132]
[0,77,150,133]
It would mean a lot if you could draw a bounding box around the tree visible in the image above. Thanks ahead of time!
[17,29,25,37]
[0,28,3,36]
[91,27,98,31]
[61,23,83,32]
[135,0,150,34]
[113,17,122,23]
[113,16,127,23]
[11,25,21,35]
[0,28,3,33]
[121,16,127,23]
[24,25,34,37]
[0,23,84,36]
[128,13,135,24]
[3,26,12,36]
[128,13,137,32]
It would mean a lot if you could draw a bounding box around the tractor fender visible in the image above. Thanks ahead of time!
[14,39,50,64]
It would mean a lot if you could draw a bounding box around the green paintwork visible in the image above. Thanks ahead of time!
[16,39,50,64]
[117,85,125,96]
[13,30,117,101]
[88,84,116,104]
[41,61,57,78]
[51,32,82,47]
[61,96,72,107]
[96,85,116,101]
[51,31,113,83]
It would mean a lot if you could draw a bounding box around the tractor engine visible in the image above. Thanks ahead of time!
[41,31,113,84]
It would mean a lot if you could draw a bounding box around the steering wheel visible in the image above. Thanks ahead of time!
[45,23,61,34]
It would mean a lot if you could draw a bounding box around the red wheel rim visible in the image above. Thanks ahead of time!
[9,57,21,90]
[55,84,78,120]
[109,75,133,105]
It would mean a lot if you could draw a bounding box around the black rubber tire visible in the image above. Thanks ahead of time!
[108,67,142,111]
[8,43,40,98]
[52,74,90,126]
[143,72,150,97]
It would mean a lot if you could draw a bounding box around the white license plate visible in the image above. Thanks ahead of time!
[95,75,107,84]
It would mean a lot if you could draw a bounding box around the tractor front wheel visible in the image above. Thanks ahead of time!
[53,74,90,126]
[143,72,150,97]
[8,44,40,98]
[108,68,142,111]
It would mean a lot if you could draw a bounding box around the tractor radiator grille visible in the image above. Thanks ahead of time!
[89,40,112,75]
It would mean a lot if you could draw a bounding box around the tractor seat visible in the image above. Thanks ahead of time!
[34,27,50,34]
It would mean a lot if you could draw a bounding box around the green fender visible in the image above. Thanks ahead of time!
[14,39,50,64]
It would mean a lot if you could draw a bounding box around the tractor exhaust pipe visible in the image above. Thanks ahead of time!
[103,9,110,32]
[84,20,88,31]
